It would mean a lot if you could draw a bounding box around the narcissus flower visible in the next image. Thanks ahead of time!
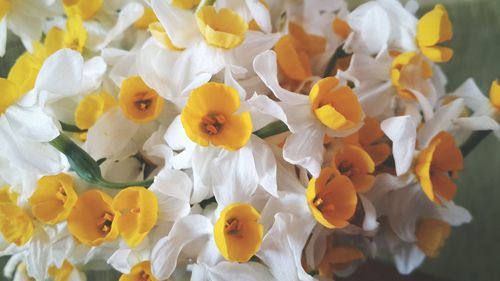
[119,261,158,281]
[310,77,363,131]
[415,132,463,204]
[119,76,165,124]
[64,0,103,20]
[319,246,365,278]
[490,80,500,112]
[67,189,119,246]
[416,4,453,62]
[391,52,433,100]
[48,260,85,281]
[416,218,451,258]
[172,0,200,10]
[148,22,185,51]
[28,173,78,224]
[113,187,158,248]
[62,15,87,53]
[196,6,248,49]
[214,203,263,262]
[331,145,375,192]
[343,117,390,166]
[306,169,357,229]
[75,91,117,130]
[181,82,252,151]
[0,187,34,246]
[134,8,158,29]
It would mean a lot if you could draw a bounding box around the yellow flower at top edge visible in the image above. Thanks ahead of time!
[119,261,159,281]
[415,132,463,204]
[75,91,117,130]
[172,0,200,10]
[416,218,451,258]
[181,82,253,151]
[331,145,375,193]
[306,168,358,229]
[391,52,433,100]
[196,6,248,49]
[0,0,10,19]
[0,187,34,246]
[134,8,158,30]
[489,80,500,111]
[63,14,87,53]
[119,76,165,124]
[309,77,363,131]
[214,203,263,263]
[48,260,75,281]
[28,173,78,225]
[319,246,365,278]
[112,187,158,248]
[64,0,103,21]
[274,22,326,82]
[416,4,453,63]
[67,189,119,246]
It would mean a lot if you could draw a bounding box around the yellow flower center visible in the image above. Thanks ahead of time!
[63,15,87,53]
[306,169,357,229]
[214,203,263,262]
[416,4,453,62]
[309,77,363,131]
[119,261,159,281]
[196,6,248,49]
[112,187,159,248]
[29,173,78,225]
[415,132,463,204]
[391,52,433,100]
[0,187,34,246]
[416,219,451,258]
[64,0,103,20]
[75,91,117,131]
[489,80,500,111]
[181,82,252,151]
[332,145,375,193]
[0,78,22,115]
[119,76,165,124]
[67,189,119,246]
[48,260,75,281]
[0,0,10,19]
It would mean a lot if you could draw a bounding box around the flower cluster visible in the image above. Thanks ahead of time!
[0,0,498,280]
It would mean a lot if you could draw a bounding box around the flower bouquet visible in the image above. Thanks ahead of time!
[0,0,498,280]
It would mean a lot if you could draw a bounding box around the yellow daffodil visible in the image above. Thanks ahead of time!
[64,0,103,20]
[416,218,451,258]
[214,203,263,262]
[63,15,87,53]
[75,91,117,130]
[112,187,158,248]
[415,132,463,204]
[391,52,433,100]
[134,8,158,29]
[332,145,375,193]
[0,0,9,20]
[0,187,34,246]
[48,260,75,281]
[196,6,248,49]
[28,173,78,225]
[149,22,185,51]
[119,261,158,281]
[416,4,453,63]
[67,189,119,246]
[306,169,358,229]
[275,22,326,82]
[489,80,500,111]
[309,77,363,131]
[181,82,252,151]
[343,117,391,166]
[319,246,365,278]
[172,0,200,9]
[332,18,351,39]
[0,78,21,114]
[119,76,165,124]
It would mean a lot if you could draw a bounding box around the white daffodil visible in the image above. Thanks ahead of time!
[254,50,365,177]
[0,0,60,56]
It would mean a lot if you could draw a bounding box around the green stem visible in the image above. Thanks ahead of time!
[60,121,87,133]
[460,130,491,158]
[253,121,289,139]
[195,0,216,13]
[323,44,350,77]
[50,134,153,189]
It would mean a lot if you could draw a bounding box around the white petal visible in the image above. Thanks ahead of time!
[304,224,330,269]
[392,243,425,275]
[234,32,280,67]
[359,194,379,232]
[455,116,499,131]
[151,215,212,280]
[78,56,107,94]
[191,146,218,203]
[258,213,316,281]
[196,261,276,281]
[253,51,309,105]
[5,105,59,142]
[0,17,6,57]
[107,249,142,274]
[452,78,490,114]
[151,0,199,48]
[26,228,51,280]
[381,115,417,176]
[245,0,272,33]
[149,169,192,222]
[250,136,278,197]
[347,3,390,54]
[96,3,144,49]
[284,125,325,178]
[437,200,472,226]
[246,93,288,130]
[417,98,465,149]
[35,49,84,99]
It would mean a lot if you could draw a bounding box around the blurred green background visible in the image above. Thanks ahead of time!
[1,0,499,280]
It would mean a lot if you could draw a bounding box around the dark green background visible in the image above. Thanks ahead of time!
[1,0,499,280]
